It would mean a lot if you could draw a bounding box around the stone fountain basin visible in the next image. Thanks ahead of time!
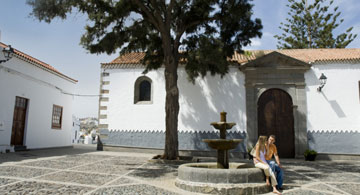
[203,139,242,150]
[210,122,236,130]
[177,162,264,184]
[176,162,268,194]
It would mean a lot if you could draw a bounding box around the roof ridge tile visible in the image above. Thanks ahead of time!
[103,48,360,66]
[0,42,77,82]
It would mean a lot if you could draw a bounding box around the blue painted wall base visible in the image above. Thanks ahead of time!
[100,129,247,153]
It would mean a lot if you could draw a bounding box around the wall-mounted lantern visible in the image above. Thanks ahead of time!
[0,45,14,64]
[317,73,327,92]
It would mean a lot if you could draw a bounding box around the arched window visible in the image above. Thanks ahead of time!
[134,76,153,104]
[139,80,151,101]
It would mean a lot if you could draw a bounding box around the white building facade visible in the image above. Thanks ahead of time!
[99,49,360,158]
[0,42,77,152]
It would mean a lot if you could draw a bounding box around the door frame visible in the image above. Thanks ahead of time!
[10,96,29,146]
[241,52,310,158]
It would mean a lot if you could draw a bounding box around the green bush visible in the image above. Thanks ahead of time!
[304,149,317,161]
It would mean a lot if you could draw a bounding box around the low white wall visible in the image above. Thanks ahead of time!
[0,56,75,151]
[101,67,246,132]
[305,63,360,132]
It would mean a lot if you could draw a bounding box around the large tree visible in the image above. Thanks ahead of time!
[27,0,262,159]
[275,0,357,49]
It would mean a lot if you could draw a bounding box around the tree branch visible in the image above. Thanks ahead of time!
[149,0,166,33]
[133,0,162,32]
[166,0,175,30]
[175,14,220,48]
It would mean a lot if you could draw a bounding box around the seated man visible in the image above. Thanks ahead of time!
[266,135,284,190]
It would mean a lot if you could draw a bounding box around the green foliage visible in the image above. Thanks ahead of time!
[304,149,317,161]
[275,0,357,49]
[27,0,262,81]
[304,149,318,156]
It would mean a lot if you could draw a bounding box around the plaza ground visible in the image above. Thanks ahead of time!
[0,146,359,194]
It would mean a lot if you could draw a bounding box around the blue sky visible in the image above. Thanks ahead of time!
[1,0,359,118]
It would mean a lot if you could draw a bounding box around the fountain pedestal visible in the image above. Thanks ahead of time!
[203,111,240,169]
[203,139,242,168]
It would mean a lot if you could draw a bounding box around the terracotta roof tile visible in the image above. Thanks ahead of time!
[232,48,360,64]
[104,48,360,66]
[0,42,77,82]
[109,52,146,64]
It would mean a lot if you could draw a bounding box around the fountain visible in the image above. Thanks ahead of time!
[203,111,242,169]
[175,111,270,194]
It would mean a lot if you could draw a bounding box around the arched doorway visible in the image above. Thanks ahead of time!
[257,89,295,158]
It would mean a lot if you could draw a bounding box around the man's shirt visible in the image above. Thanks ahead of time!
[265,144,277,160]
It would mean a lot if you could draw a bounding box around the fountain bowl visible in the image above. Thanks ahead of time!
[210,122,236,130]
[176,162,270,194]
[203,139,242,150]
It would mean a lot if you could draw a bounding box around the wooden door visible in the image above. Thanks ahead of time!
[258,89,295,158]
[11,97,28,146]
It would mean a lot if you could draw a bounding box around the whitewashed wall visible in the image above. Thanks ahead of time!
[101,67,246,132]
[0,56,76,152]
[305,63,360,132]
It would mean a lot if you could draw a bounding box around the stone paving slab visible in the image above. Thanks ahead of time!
[303,172,360,182]
[106,177,138,186]
[0,181,93,195]
[91,184,180,195]
[128,162,179,181]
[19,159,80,169]
[0,148,97,164]
[55,154,113,163]
[101,156,150,166]
[332,183,360,195]
[37,171,118,186]
[322,164,360,176]
[283,170,314,184]
[71,164,134,175]
[0,177,19,186]
[306,183,347,194]
[282,189,330,195]
[0,166,55,178]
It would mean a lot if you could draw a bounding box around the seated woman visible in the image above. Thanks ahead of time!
[254,136,281,194]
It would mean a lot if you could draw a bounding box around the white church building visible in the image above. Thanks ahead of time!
[99,49,360,158]
[0,42,77,153]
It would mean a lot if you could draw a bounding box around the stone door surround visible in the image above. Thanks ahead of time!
[241,52,310,157]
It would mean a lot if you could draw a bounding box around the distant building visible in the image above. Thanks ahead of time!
[99,49,360,158]
[71,116,81,144]
[79,117,98,133]
[0,42,77,152]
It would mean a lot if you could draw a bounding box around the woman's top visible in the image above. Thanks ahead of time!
[254,148,267,164]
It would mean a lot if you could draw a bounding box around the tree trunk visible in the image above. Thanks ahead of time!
[163,50,179,160]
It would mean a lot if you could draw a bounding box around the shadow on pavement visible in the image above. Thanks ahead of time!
[0,146,97,164]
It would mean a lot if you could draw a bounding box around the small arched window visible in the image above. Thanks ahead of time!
[139,80,151,101]
[134,76,153,104]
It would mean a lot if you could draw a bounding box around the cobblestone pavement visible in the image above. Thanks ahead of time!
[1,147,360,194]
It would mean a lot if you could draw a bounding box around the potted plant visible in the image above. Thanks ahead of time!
[304,149,317,161]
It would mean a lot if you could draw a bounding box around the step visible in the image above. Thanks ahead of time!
[14,145,28,152]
